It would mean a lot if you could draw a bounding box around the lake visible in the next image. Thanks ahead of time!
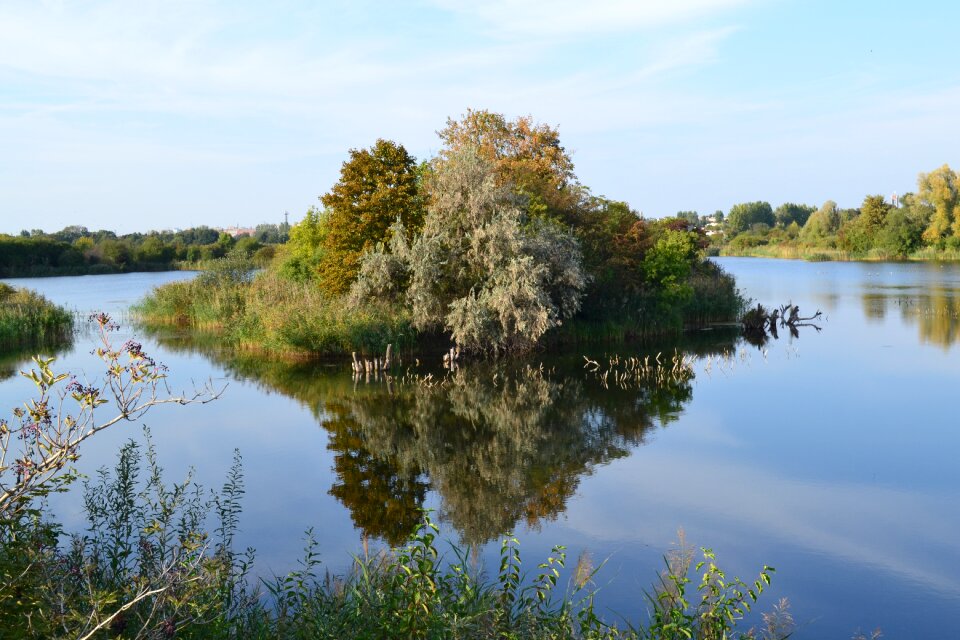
[2,258,958,638]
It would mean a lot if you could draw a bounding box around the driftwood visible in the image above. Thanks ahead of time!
[742,302,822,345]
[442,345,461,370]
[350,343,395,374]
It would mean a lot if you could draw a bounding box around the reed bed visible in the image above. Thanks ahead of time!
[135,266,416,357]
[0,283,73,348]
[582,351,695,390]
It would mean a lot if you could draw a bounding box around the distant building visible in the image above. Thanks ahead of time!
[221,226,256,238]
[701,214,723,236]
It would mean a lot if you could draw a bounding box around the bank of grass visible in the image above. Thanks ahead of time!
[135,260,416,358]
[138,257,746,358]
[0,283,73,348]
[720,242,960,262]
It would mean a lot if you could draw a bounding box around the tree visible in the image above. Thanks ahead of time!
[800,200,840,243]
[838,195,889,253]
[436,109,581,224]
[317,139,422,294]
[277,207,329,282]
[875,207,924,256]
[860,194,890,230]
[918,164,960,243]
[676,211,700,226]
[352,147,586,353]
[774,203,815,228]
[725,201,774,234]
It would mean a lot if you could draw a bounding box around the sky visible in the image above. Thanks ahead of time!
[1,0,958,234]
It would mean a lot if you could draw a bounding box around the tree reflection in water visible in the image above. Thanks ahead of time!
[143,330,739,545]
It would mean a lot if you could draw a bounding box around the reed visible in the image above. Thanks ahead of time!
[0,283,73,348]
[135,265,416,358]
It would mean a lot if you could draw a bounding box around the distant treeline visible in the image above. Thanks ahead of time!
[680,164,960,260]
[0,224,289,277]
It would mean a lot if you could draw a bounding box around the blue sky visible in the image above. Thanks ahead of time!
[1,0,958,234]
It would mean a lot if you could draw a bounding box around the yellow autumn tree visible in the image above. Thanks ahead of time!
[919,164,960,244]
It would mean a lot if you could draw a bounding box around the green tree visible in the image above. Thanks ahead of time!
[318,139,422,294]
[676,211,700,226]
[918,164,960,243]
[725,201,774,234]
[352,147,586,353]
[875,207,924,256]
[774,202,815,228]
[277,207,329,282]
[643,230,697,305]
[839,195,889,253]
[99,239,131,267]
[800,200,840,243]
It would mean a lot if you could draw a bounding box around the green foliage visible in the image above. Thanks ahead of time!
[643,230,697,306]
[725,202,774,235]
[919,164,960,244]
[317,139,423,294]
[352,146,587,353]
[774,203,815,228]
[639,542,776,640]
[839,195,890,254]
[2,432,252,639]
[0,285,73,349]
[0,225,288,277]
[799,200,840,244]
[277,206,330,282]
[874,207,924,257]
[137,269,415,357]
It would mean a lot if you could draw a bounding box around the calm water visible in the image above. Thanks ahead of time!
[2,259,958,638]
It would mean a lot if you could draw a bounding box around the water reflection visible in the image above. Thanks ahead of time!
[861,285,960,347]
[0,339,74,382]
[144,330,738,545]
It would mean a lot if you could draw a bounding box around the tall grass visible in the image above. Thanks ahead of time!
[722,243,960,263]
[0,283,73,348]
[135,258,416,358]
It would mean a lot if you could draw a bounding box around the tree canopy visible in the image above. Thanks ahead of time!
[352,147,586,353]
[436,109,582,223]
[918,164,959,243]
[317,138,423,294]
[726,201,774,234]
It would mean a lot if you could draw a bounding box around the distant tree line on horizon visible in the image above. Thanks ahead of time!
[678,164,960,259]
[0,223,290,277]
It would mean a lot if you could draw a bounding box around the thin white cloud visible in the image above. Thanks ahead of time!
[428,0,755,37]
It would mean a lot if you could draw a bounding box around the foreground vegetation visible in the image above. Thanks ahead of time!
[702,164,960,261]
[1,326,786,638]
[0,283,73,349]
[138,110,744,358]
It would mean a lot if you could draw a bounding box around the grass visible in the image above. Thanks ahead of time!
[720,242,960,262]
[0,283,73,349]
[137,255,745,359]
[135,259,417,358]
